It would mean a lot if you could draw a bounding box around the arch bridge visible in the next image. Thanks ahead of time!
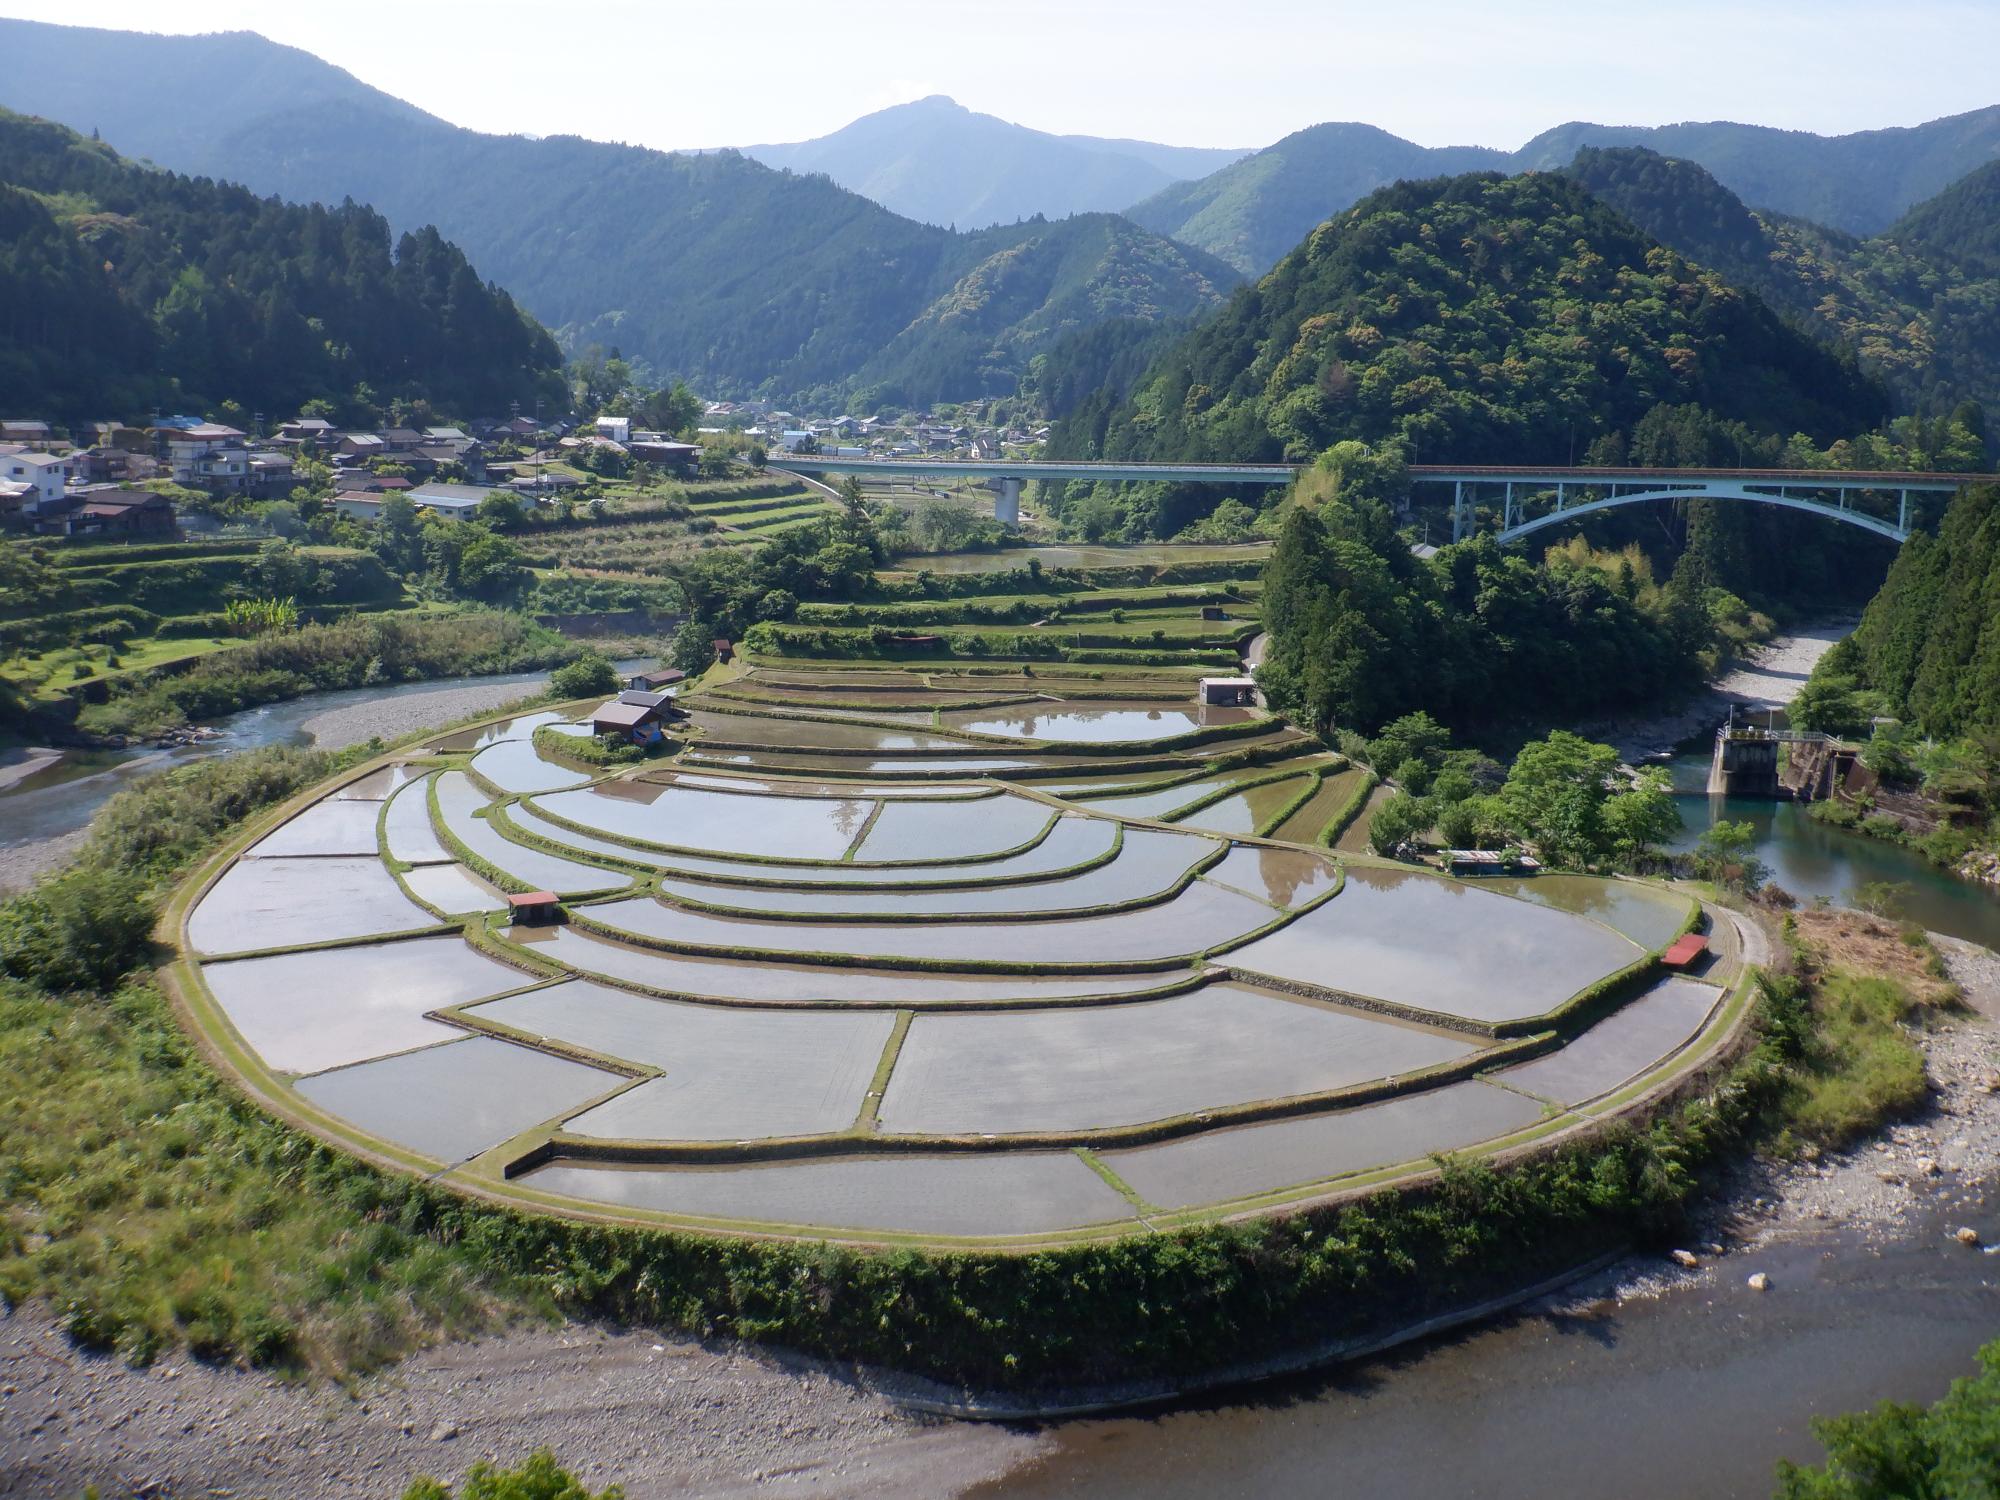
[778,455,1981,536]
[1410,465,1983,545]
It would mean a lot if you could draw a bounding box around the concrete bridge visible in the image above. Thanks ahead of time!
[1408,465,1984,544]
[778,454,1982,536]
[774,456,1294,524]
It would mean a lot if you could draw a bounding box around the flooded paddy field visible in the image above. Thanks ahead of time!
[655,826,1214,917]
[173,677,1749,1241]
[935,703,1252,743]
[1228,864,1646,1024]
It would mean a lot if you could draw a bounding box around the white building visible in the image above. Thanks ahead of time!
[0,450,71,510]
[163,423,251,490]
[407,481,498,520]
[594,416,632,444]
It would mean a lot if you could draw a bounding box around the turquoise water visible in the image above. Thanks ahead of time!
[1666,750,2000,949]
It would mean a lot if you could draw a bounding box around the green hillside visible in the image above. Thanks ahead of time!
[1128,107,2000,277]
[0,110,563,421]
[0,21,1230,407]
[1051,170,1884,536]
[1812,483,2000,739]
[1563,145,2000,419]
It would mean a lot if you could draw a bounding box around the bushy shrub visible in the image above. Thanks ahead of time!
[0,867,156,992]
[549,651,619,699]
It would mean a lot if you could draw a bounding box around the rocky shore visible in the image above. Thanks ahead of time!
[1574,619,1854,762]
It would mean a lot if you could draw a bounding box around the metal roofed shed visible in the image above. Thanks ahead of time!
[1661,933,1709,970]
[1442,849,1543,876]
[507,890,561,925]
[1200,676,1257,707]
[626,666,687,692]
[590,695,675,745]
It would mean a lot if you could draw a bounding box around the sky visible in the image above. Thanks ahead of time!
[3,0,1997,151]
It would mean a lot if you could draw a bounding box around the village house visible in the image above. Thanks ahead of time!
[589,689,678,745]
[406,481,498,519]
[0,419,53,445]
[277,416,338,447]
[0,449,72,510]
[160,423,252,490]
[593,415,632,444]
[73,488,176,536]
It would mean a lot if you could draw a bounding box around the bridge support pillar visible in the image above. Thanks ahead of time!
[991,476,1023,526]
[1452,481,1466,542]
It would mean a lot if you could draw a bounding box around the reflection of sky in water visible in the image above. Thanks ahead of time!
[1230,866,1641,1024]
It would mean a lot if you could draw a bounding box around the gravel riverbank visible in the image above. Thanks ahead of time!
[1574,619,1855,762]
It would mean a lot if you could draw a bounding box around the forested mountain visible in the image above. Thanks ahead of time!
[1810,484,2000,740]
[1886,160,2000,280]
[1561,146,2000,420]
[1128,108,2000,276]
[0,111,562,423]
[1050,170,1884,535]
[744,96,1246,230]
[0,20,1232,406]
[1125,124,1505,276]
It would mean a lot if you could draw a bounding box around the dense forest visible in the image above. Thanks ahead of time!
[1048,170,1886,537]
[1564,146,2000,419]
[1806,483,2000,740]
[0,109,565,422]
[1255,442,1708,735]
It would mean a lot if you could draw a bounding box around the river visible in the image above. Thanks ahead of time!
[976,1189,1999,1499]
[0,663,644,891]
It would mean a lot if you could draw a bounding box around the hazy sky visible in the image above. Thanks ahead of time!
[5,0,1996,150]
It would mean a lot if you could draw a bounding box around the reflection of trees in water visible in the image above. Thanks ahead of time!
[832,797,873,840]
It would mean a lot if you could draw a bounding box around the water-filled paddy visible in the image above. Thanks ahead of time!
[505,924,1184,1004]
[1203,845,1339,908]
[878,985,1479,1135]
[471,980,892,1139]
[1172,775,1313,837]
[1075,769,1263,821]
[1105,1079,1546,1210]
[1227,865,1642,1023]
[531,781,873,861]
[523,1152,1139,1236]
[467,736,593,794]
[383,775,452,864]
[1477,874,1693,951]
[333,764,423,800]
[591,876,1278,967]
[937,704,1252,743]
[200,935,527,1073]
[246,798,384,858]
[435,773,629,893]
[188,855,437,955]
[685,710,970,753]
[430,711,566,753]
[1498,977,1722,1105]
[849,792,1053,862]
[656,827,1214,918]
[295,1035,623,1164]
[401,861,509,914]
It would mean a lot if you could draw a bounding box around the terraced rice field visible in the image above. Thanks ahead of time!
[171,662,1741,1245]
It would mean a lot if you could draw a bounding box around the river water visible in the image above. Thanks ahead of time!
[0,666,577,861]
[979,1191,1999,1499]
